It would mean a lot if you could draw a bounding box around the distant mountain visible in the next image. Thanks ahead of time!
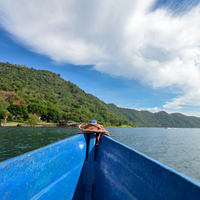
[108,104,200,128]
[1,61,200,127]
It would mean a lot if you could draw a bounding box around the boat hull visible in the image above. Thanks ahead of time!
[1,133,200,199]
[0,134,87,200]
[94,135,200,200]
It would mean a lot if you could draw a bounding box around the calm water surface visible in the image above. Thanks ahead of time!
[0,127,200,183]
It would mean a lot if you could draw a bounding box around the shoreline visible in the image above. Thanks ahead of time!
[1,123,57,127]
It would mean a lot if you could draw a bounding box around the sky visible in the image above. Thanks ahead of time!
[1,0,200,117]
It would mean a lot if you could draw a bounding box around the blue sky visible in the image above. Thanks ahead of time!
[1,0,200,117]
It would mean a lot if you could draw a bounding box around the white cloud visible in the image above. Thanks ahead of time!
[147,107,164,113]
[0,0,200,109]
[163,89,200,109]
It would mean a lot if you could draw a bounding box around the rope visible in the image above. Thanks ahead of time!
[77,123,110,145]
[77,123,110,136]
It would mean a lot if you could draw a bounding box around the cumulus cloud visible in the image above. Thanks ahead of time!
[0,0,200,109]
[147,107,163,113]
[163,89,200,109]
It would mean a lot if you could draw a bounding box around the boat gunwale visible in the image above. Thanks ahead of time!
[0,134,85,166]
[102,135,200,187]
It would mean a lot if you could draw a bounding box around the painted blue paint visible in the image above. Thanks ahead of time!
[83,133,96,200]
[94,135,200,200]
[0,134,87,200]
[1,133,200,199]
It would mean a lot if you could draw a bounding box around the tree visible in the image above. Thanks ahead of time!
[41,108,60,122]
[62,112,69,120]
[27,104,47,116]
[7,104,28,120]
[0,110,10,126]
[69,114,79,122]
[0,94,10,111]
[27,114,40,126]
[3,110,10,126]
[0,119,3,126]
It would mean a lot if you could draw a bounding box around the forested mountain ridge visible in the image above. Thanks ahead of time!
[108,104,200,128]
[0,62,131,126]
[1,61,200,127]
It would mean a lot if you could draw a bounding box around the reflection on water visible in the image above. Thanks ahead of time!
[0,127,200,182]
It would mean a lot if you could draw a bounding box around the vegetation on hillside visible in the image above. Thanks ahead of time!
[0,93,10,125]
[108,104,200,128]
[0,62,131,126]
[1,61,200,127]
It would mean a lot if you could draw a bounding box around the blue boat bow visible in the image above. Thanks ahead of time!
[1,133,200,199]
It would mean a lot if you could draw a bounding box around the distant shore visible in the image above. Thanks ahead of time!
[1,122,57,127]
[1,122,134,128]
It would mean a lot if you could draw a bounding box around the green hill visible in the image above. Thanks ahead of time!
[108,104,200,127]
[1,61,200,127]
[0,62,130,126]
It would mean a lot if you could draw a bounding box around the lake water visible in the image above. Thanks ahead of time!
[0,127,200,183]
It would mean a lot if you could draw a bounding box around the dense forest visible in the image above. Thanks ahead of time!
[1,61,200,127]
[108,104,200,128]
[0,62,132,126]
